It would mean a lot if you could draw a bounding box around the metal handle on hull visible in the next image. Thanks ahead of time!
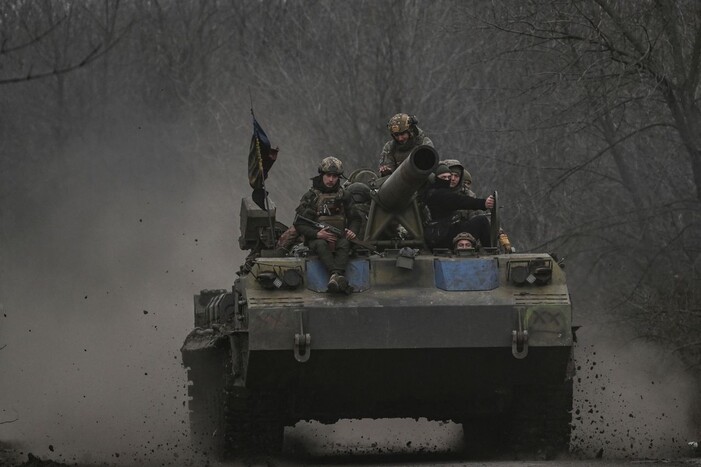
[294,313,311,363]
[512,307,529,359]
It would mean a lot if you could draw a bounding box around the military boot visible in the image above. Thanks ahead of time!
[327,272,348,293]
[327,273,340,293]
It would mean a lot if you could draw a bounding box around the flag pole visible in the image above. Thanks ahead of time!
[250,105,277,248]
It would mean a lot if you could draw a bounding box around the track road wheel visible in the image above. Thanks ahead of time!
[225,387,285,456]
[186,347,285,459]
[186,349,228,458]
[507,380,573,459]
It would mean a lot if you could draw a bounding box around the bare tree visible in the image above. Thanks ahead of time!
[476,1,701,201]
[0,0,130,86]
[466,0,701,369]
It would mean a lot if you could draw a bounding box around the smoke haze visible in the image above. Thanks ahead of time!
[570,325,698,459]
[1,1,700,463]
[1,125,699,465]
[0,123,251,464]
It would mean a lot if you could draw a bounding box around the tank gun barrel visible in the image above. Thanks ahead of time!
[376,145,438,211]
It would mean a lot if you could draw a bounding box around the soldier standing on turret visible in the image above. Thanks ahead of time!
[294,157,361,293]
[378,113,433,176]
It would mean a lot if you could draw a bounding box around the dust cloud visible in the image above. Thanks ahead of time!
[1,127,699,465]
[570,324,699,459]
[0,124,251,464]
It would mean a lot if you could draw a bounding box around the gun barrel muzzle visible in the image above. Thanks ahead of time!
[376,145,438,211]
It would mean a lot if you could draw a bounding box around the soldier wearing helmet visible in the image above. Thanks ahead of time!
[378,113,434,176]
[440,158,486,223]
[453,232,477,251]
[294,157,361,293]
[318,156,344,176]
[439,158,514,252]
[424,164,495,250]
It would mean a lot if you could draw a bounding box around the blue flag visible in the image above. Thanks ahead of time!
[248,117,278,209]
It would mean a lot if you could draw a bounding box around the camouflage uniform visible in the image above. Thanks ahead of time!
[378,128,433,171]
[294,161,361,292]
[378,114,434,173]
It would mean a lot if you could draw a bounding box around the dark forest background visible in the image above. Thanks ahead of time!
[1,0,700,462]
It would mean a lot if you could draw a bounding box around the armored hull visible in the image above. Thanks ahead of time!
[182,252,574,457]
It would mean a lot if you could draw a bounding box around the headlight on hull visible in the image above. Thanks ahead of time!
[508,259,553,286]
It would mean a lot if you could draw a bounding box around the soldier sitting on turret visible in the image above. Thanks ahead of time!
[424,164,494,250]
[441,158,515,253]
[378,113,433,176]
[294,157,361,293]
[441,159,476,195]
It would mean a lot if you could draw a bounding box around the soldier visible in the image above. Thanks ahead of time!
[442,158,515,253]
[441,158,486,223]
[342,168,378,241]
[453,232,477,251]
[441,159,475,196]
[294,157,361,293]
[424,164,494,250]
[378,113,433,176]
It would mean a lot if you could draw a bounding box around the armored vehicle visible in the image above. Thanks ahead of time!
[181,146,575,458]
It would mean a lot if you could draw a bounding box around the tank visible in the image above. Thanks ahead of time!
[181,146,575,459]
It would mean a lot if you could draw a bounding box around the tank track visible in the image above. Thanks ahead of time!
[461,380,572,459]
[506,380,573,458]
[185,345,284,459]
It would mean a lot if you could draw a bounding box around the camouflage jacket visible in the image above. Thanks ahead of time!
[378,127,433,170]
[293,175,361,241]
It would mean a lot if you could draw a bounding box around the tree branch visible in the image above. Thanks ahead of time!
[0,18,133,86]
[547,121,674,193]
[0,14,67,55]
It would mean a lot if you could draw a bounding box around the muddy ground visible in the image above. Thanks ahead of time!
[2,441,701,467]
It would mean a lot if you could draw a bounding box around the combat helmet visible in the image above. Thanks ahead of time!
[452,232,476,248]
[346,168,378,186]
[387,113,418,134]
[318,156,344,175]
